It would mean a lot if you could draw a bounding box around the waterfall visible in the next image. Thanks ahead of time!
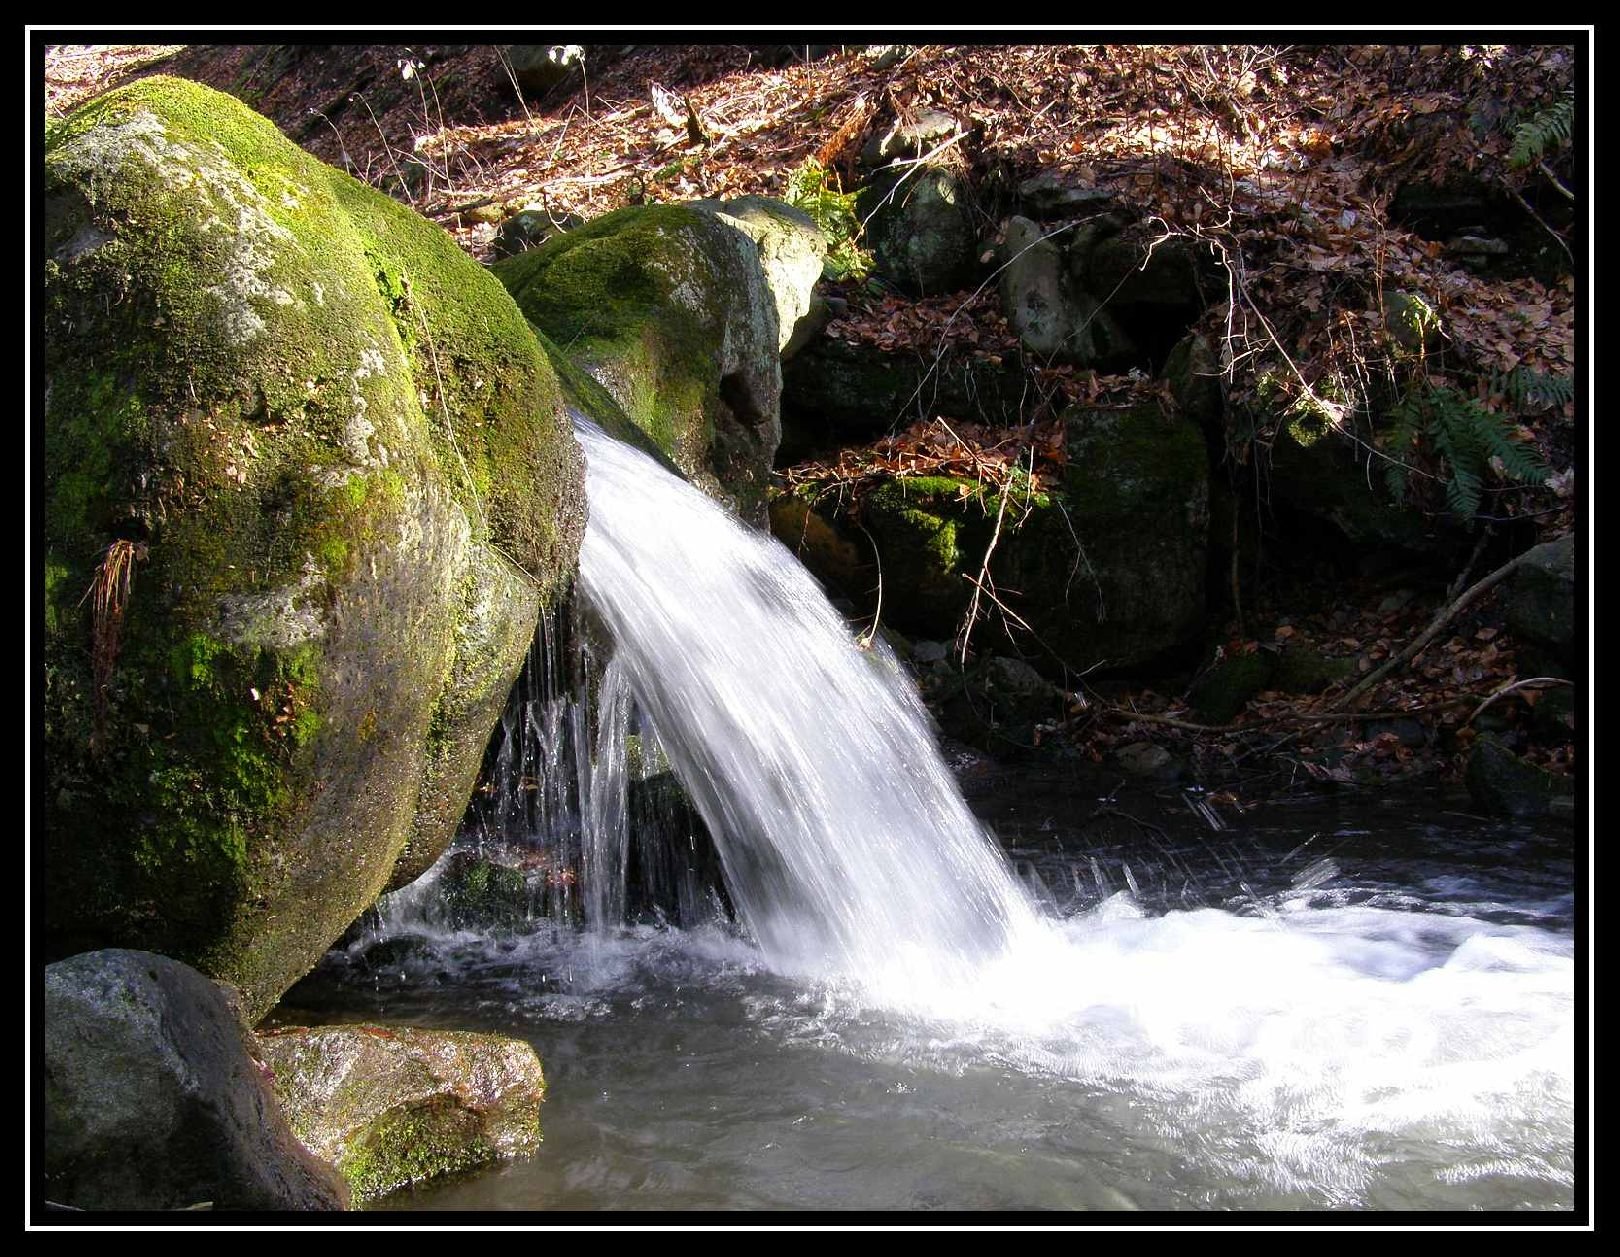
[572,415,1045,1002]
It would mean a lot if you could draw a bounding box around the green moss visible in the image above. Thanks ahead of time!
[344,1098,495,1204]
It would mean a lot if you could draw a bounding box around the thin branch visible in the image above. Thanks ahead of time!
[1332,547,1534,711]
[1466,676,1572,726]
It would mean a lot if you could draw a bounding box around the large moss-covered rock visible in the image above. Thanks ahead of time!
[493,200,820,520]
[42,78,584,1020]
[257,1024,544,1204]
[45,950,348,1211]
[784,401,1208,672]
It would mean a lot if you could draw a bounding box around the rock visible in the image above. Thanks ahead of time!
[1016,169,1118,216]
[859,165,978,296]
[997,216,1132,366]
[1383,290,1442,352]
[493,201,816,520]
[44,950,348,1211]
[862,45,914,71]
[860,107,961,167]
[1364,716,1428,748]
[1165,332,1225,429]
[42,78,584,1020]
[1264,412,1462,555]
[1115,741,1176,779]
[1272,644,1355,695]
[489,208,584,260]
[1080,226,1224,314]
[935,654,1067,753]
[780,336,1030,457]
[257,1024,544,1204]
[806,401,1208,673]
[505,44,585,96]
[1189,651,1274,723]
[1504,535,1575,676]
[1464,734,1570,818]
[689,196,828,354]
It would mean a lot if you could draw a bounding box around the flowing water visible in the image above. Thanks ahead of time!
[278,419,1579,1212]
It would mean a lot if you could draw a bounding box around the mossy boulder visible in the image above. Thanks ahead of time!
[795,401,1208,673]
[257,1024,544,1204]
[1464,734,1571,818]
[1189,651,1275,723]
[42,77,585,1020]
[493,199,821,521]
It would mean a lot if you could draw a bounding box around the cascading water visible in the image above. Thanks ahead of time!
[332,414,1573,1210]
[573,416,1045,1004]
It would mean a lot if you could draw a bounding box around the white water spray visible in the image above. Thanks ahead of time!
[574,417,1046,1003]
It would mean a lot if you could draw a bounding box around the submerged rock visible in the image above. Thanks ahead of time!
[42,77,584,1019]
[493,199,823,521]
[257,1024,545,1204]
[45,950,348,1212]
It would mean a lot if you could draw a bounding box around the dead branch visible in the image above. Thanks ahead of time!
[1332,547,1535,712]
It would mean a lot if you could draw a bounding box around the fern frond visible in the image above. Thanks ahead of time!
[1509,96,1573,169]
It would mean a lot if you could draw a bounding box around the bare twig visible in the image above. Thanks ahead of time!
[1466,676,1572,726]
[1332,547,1535,711]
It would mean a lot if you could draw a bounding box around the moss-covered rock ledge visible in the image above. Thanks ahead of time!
[492,198,824,521]
[42,77,585,1021]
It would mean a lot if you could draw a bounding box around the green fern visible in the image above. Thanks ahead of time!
[1385,386,1550,517]
[786,157,873,281]
[1488,365,1573,412]
[1509,95,1573,169]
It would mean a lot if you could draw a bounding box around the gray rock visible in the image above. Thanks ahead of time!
[1504,535,1575,675]
[861,107,961,166]
[859,165,978,296]
[257,1024,544,1204]
[997,216,1132,365]
[1017,169,1118,216]
[1115,741,1174,778]
[1165,332,1224,428]
[692,196,828,353]
[44,950,348,1212]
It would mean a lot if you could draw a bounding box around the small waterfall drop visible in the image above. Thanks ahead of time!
[573,417,1045,1002]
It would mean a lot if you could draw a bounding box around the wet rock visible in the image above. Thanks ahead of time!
[257,1024,544,1204]
[42,77,584,1020]
[45,950,347,1212]
[1464,734,1570,818]
[1115,741,1174,778]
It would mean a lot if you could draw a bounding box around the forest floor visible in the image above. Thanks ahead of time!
[38,39,1582,801]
